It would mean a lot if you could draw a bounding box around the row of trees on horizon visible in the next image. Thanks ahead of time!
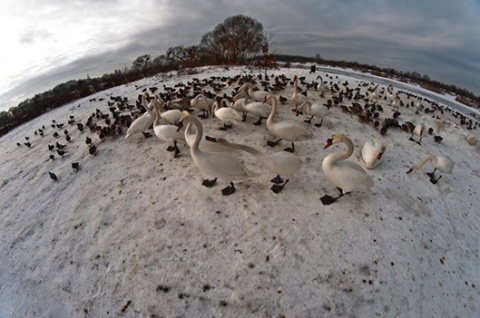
[1,15,478,137]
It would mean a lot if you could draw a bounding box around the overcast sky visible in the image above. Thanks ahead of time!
[1,0,479,111]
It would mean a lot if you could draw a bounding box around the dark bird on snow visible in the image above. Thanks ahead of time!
[56,142,66,149]
[48,144,54,151]
[53,132,59,138]
[85,136,92,145]
[16,142,21,147]
[24,142,31,148]
[71,162,80,172]
[57,149,68,156]
[64,129,69,135]
[49,171,58,181]
[49,154,55,160]
[89,145,97,155]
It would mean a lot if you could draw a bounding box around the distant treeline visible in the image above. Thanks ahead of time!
[1,14,479,137]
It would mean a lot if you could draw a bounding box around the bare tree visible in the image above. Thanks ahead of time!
[132,54,152,77]
[200,15,264,64]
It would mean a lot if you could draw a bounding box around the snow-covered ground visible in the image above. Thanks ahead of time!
[1,66,479,317]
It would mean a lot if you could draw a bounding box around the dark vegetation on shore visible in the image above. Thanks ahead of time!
[1,15,478,137]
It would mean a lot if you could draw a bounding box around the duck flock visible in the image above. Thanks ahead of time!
[2,65,480,317]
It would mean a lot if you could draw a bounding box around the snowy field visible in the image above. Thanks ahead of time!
[0,65,479,317]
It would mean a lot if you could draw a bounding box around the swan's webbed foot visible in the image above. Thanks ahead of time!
[409,136,414,141]
[166,145,175,152]
[426,172,434,178]
[304,116,313,124]
[202,177,217,187]
[416,141,422,145]
[143,132,153,138]
[271,179,289,193]
[253,117,264,126]
[284,143,295,153]
[320,195,338,205]
[430,175,442,184]
[267,139,281,147]
[321,189,345,205]
[270,175,284,184]
[221,182,235,195]
[242,113,247,122]
[314,119,323,128]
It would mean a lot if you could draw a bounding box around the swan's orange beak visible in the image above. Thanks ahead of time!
[176,122,183,132]
[324,138,333,149]
[205,136,217,142]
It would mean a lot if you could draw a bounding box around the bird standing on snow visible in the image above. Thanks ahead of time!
[49,172,58,181]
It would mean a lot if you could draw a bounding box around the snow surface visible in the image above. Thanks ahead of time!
[1,66,479,317]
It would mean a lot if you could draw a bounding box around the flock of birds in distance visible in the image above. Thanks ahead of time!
[14,68,479,204]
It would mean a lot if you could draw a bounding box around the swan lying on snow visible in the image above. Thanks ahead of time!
[321,133,374,205]
[178,112,257,195]
[265,92,313,153]
[406,153,454,184]
[205,136,302,193]
[361,139,386,169]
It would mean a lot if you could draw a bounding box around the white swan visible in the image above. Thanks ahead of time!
[205,136,302,193]
[190,93,213,119]
[178,112,256,195]
[242,97,272,126]
[406,153,454,184]
[184,123,232,153]
[125,93,155,139]
[145,93,181,124]
[265,92,313,153]
[409,122,424,144]
[296,101,330,127]
[290,75,308,110]
[361,139,386,169]
[321,133,374,205]
[238,83,269,103]
[211,99,243,130]
[152,103,185,158]
[315,75,328,97]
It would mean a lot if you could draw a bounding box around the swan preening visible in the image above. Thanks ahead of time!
[178,112,256,195]
[265,92,313,153]
[296,101,330,127]
[361,139,386,169]
[406,154,454,184]
[321,133,374,205]
[205,136,302,193]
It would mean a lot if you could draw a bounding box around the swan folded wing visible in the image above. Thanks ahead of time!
[193,152,258,179]
[328,161,374,193]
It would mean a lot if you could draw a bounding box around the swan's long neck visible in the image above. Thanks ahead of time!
[410,154,435,171]
[332,137,354,162]
[153,105,162,127]
[299,101,311,113]
[266,95,277,126]
[142,93,154,117]
[186,116,203,153]
[218,139,271,166]
[293,77,299,97]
